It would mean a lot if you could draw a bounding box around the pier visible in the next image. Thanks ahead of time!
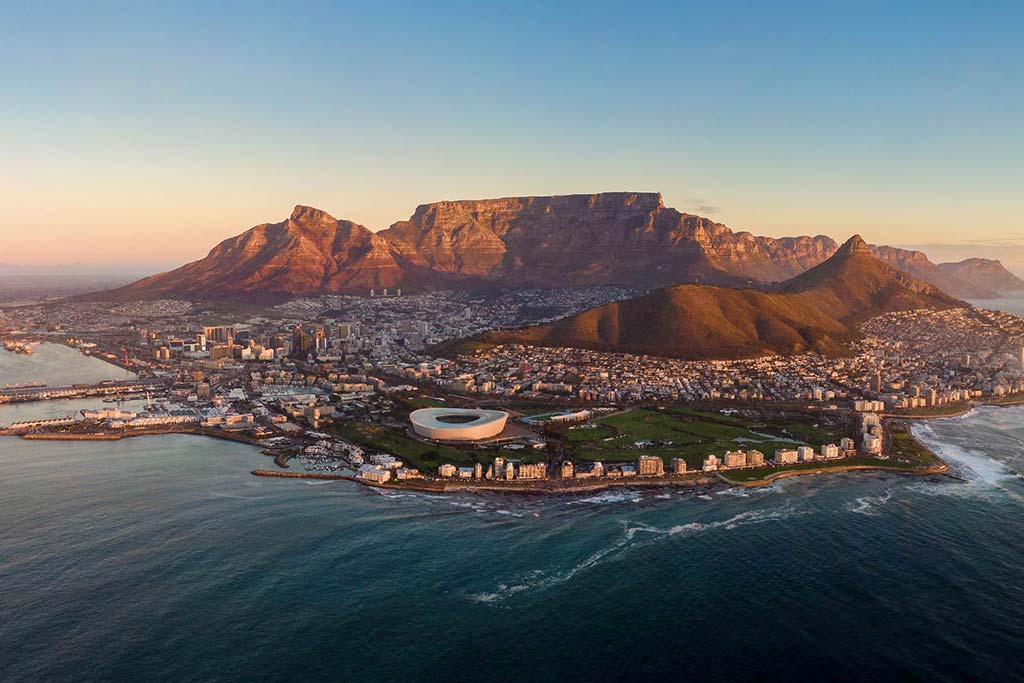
[0,379,169,404]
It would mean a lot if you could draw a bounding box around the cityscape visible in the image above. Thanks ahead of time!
[3,3,1024,682]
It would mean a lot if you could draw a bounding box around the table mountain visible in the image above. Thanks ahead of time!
[97,193,1009,300]
[463,235,965,360]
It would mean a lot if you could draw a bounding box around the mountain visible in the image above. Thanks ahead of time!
[937,258,1024,296]
[869,246,999,299]
[379,192,837,287]
[101,206,459,301]
[100,192,1012,301]
[462,236,965,360]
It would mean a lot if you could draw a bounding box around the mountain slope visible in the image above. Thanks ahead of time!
[466,236,966,360]
[938,258,1024,295]
[102,206,456,301]
[870,246,998,299]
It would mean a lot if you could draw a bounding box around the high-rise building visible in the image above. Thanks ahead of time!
[670,458,688,474]
[638,455,664,476]
[203,325,234,345]
[774,449,799,465]
[723,451,746,468]
[291,326,313,358]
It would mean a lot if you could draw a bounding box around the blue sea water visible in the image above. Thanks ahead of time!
[2,352,1024,682]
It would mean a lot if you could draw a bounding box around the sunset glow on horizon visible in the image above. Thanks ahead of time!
[3,1,1022,268]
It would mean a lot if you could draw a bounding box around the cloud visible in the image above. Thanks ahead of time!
[686,197,720,215]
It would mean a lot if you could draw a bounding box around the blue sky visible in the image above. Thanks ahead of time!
[1,1,1021,267]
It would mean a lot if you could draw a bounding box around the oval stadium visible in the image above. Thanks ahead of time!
[409,408,509,442]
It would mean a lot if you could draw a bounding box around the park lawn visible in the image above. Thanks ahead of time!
[405,396,447,409]
[565,424,617,442]
[888,402,972,417]
[334,420,542,473]
[888,422,943,465]
[567,408,812,469]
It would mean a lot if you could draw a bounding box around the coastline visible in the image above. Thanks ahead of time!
[723,461,950,488]
[14,426,263,447]
[251,468,717,494]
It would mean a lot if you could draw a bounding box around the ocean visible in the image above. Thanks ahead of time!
[1,348,1023,682]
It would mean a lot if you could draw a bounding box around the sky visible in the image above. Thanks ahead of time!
[2,0,1022,270]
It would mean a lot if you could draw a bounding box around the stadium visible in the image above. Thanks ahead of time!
[409,408,509,442]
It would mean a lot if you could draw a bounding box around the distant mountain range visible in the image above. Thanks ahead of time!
[461,236,966,360]
[98,193,1024,301]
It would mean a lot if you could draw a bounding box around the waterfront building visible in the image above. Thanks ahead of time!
[494,456,506,478]
[862,433,883,455]
[670,457,688,474]
[840,437,856,452]
[518,462,546,480]
[774,448,799,465]
[359,465,391,483]
[821,443,840,459]
[560,461,574,478]
[505,461,515,480]
[723,450,746,469]
[474,462,483,479]
[638,455,664,476]
[746,450,765,466]
[438,463,457,478]
[797,446,815,462]
[702,454,720,472]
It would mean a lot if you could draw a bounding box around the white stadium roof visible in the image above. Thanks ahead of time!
[409,408,509,442]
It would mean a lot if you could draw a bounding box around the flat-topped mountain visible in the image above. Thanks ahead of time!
[379,192,836,287]
[464,235,966,360]
[98,193,1010,301]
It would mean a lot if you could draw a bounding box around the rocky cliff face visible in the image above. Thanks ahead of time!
[102,192,1014,301]
[380,192,837,287]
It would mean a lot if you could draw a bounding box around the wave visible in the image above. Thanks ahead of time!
[469,504,806,605]
[846,489,893,516]
[566,490,641,506]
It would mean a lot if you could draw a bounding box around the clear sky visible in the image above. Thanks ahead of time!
[2,1,1022,269]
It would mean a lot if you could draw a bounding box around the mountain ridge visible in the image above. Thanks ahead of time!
[97,194,1016,301]
[461,235,966,360]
